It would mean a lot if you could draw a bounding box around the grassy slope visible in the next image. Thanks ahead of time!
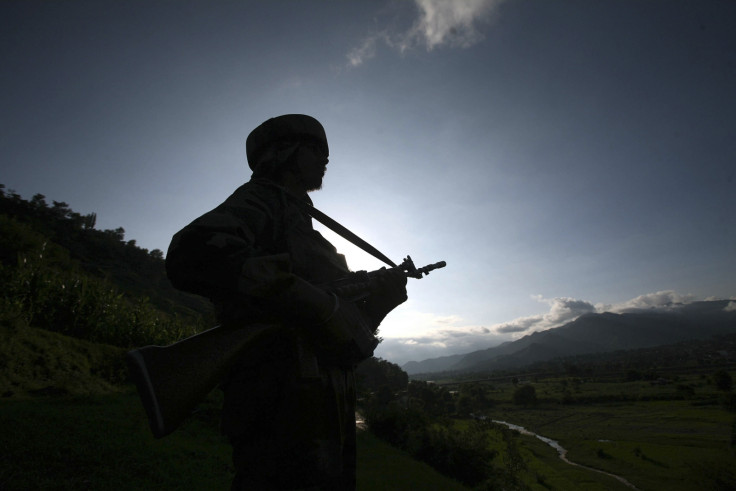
[0,392,234,490]
[0,320,128,398]
[7,321,734,490]
[0,323,468,490]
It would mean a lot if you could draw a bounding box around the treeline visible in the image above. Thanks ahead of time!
[358,367,518,488]
[0,185,212,348]
[360,376,549,488]
[0,185,211,316]
[418,331,736,386]
[359,353,736,487]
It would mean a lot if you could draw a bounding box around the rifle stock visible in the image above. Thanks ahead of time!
[127,257,446,439]
[126,323,272,438]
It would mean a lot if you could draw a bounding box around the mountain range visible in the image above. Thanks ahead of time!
[402,300,736,375]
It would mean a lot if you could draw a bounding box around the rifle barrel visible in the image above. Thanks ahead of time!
[412,260,446,278]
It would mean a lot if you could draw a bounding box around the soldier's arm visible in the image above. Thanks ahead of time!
[165,194,274,301]
[165,187,339,326]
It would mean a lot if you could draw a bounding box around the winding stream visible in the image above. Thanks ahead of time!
[493,420,638,490]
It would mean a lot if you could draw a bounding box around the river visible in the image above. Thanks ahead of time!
[492,420,639,490]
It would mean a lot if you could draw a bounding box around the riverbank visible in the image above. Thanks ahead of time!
[485,393,735,490]
[493,420,638,489]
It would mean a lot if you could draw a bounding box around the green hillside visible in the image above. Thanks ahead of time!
[0,321,468,490]
[0,186,473,489]
[6,186,733,490]
[0,186,214,350]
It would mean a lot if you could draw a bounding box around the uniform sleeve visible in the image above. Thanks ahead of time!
[165,184,340,326]
[165,187,281,301]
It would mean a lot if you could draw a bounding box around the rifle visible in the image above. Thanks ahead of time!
[126,256,445,439]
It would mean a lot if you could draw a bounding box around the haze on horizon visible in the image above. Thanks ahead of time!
[2,0,734,366]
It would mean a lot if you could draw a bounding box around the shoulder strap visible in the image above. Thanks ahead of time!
[252,179,398,268]
[288,196,398,268]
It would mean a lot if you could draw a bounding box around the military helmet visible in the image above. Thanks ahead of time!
[246,114,328,169]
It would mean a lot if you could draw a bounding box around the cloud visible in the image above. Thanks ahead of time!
[376,296,603,364]
[495,296,596,334]
[408,0,504,51]
[346,33,383,68]
[374,311,502,364]
[377,291,706,365]
[347,0,507,67]
[603,290,697,313]
[495,292,704,336]
[375,322,498,364]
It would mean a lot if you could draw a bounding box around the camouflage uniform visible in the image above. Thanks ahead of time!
[166,178,358,490]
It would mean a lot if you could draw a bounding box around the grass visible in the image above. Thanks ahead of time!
[0,319,128,397]
[480,377,736,490]
[356,431,468,490]
[4,321,736,490]
[1,391,233,490]
[0,322,469,490]
[0,391,470,490]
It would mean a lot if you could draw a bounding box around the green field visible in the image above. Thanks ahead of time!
[450,375,736,490]
[3,322,735,489]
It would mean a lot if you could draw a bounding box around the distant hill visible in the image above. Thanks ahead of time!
[404,300,736,375]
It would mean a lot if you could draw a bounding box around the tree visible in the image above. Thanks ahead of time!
[714,370,733,392]
[31,193,47,209]
[456,393,474,417]
[355,357,408,395]
[51,201,71,219]
[626,369,643,382]
[513,384,537,406]
[83,212,97,230]
[456,382,491,416]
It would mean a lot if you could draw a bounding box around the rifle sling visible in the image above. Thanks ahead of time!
[287,194,398,268]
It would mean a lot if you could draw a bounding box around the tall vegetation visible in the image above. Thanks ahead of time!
[359,366,502,487]
[1,185,498,487]
[0,185,212,348]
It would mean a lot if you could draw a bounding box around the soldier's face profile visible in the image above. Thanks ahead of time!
[297,142,329,192]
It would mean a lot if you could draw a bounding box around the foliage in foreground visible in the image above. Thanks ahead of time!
[0,319,128,398]
[0,391,471,491]
[0,210,209,349]
[0,185,215,350]
[367,404,496,487]
[0,322,470,490]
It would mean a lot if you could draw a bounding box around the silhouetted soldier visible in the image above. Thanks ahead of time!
[165,115,407,490]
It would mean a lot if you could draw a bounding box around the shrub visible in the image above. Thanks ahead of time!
[513,384,537,406]
[366,405,497,486]
[714,370,733,392]
[1,245,204,349]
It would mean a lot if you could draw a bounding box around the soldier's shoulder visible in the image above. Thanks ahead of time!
[222,179,285,211]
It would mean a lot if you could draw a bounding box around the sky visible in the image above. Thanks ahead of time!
[2,0,735,366]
